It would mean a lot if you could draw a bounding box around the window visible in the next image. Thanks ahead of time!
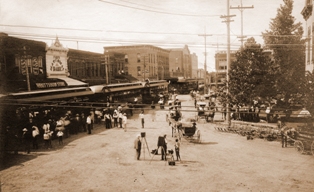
[125,55,128,63]
[137,53,141,62]
[15,55,43,75]
[137,66,141,76]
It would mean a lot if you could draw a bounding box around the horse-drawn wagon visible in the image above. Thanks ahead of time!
[195,101,214,122]
[170,117,201,143]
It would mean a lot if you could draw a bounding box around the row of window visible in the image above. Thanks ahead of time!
[15,55,43,75]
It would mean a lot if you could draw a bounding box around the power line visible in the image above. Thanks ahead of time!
[0,24,103,32]
[0,24,308,38]
[4,31,305,47]
[98,0,220,17]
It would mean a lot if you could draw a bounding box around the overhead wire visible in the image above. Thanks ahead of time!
[1,23,308,38]
[3,31,306,51]
[98,0,220,17]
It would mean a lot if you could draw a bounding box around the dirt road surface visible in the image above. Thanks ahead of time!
[1,95,314,192]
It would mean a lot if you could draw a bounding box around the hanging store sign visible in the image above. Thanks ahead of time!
[35,81,66,89]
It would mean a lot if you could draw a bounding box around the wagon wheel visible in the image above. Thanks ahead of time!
[294,141,304,154]
[311,141,314,156]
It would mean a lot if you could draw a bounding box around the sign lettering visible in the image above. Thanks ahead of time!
[35,82,66,89]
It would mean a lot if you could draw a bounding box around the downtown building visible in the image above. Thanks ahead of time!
[302,0,314,74]
[207,50,237,93]
[103,45,170,81]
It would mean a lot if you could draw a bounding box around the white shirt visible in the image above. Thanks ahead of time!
[139,113,144,119]
[86,116,92,124]
[122,115,127,124]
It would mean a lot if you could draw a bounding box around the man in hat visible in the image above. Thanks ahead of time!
[134,134,142,160]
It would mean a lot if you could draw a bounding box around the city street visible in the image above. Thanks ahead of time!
[1,95,314,192]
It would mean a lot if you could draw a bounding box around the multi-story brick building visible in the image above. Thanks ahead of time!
[168,45,192,78]
[103,45,170,81]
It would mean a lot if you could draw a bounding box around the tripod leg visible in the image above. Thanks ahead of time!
[149,146,160,164]
[144,138,151,157]
[141,138,146,160]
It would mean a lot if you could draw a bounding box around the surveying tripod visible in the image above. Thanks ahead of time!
[140,133,150,159]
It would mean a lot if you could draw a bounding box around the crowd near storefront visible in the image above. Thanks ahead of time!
[3,103,133,155]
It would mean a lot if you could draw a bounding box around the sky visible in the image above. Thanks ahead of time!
[0,0,306,72]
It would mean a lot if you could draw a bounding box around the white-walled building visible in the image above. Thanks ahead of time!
[302,0,314,73]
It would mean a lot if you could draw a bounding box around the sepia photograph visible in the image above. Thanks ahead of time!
[0,0,313,191]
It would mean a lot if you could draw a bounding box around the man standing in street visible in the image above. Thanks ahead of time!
[161,134,168,161]
[139,110,145,128]
[86,113,92,134]
[134,135,141,160]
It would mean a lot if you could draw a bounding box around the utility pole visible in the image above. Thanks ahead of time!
[221,0,235,127]
[198,28,212,94]
[230,0,253,47]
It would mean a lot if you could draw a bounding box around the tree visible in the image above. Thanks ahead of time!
[262,0,305,103]
[228,37,273,105]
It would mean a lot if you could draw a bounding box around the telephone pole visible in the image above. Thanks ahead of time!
[230,0,254,47]
[221,0,235,126]
[198,28,212,94]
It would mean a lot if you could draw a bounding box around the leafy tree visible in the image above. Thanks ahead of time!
[228,37,273,105]
[262,0,305,103]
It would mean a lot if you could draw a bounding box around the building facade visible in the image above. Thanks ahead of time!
[302,0,314,73]
[207,50,237,92]
[0,33,56,93]
[168,45,192,78]
[103,45,170,81]
[190,53,198,78]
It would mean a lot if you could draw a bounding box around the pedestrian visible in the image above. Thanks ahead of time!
[174,138,181,161]
[48,130,53,148]
[57,130,64,145]
[222,104,226,120]
[122,113,127,132]
[139,110,145,128]
[81,113,86,132]
[281,127,287,148]
[43,131,50,149]
[104,112,111,129]
[90,110,95,130]
[22,128,32,154]
[86,113,92,134]
[134,134,142,160]
[118,112,123,128]
[161,134,168,161]
[32,126,39,149]
[112,110,118,128]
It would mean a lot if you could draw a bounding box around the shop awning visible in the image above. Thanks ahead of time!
[51,76,88,87]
